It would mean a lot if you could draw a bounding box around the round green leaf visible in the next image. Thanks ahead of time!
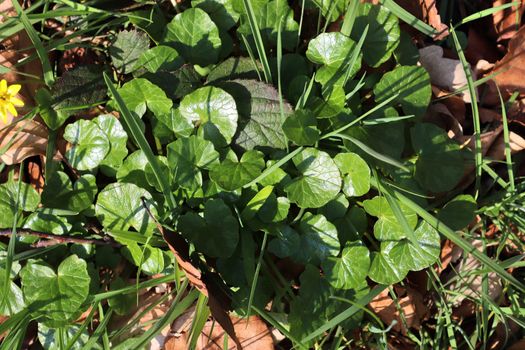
[178,199,239,258]
[117,78,173,117]
[179,86,239,147]
[167,135,219,190]
[282,109,320,146]
[93,114,128,173]
[322,241,370,289]
[368,250,408,285]
[387,221,441,272]
[411,123,465,192]
[192,0,240,31]
[351,2,400,67]
[164,8,222,66]
[0,180,40,228]
[438,194,477,230]
[24,210,72,235]
[116,150,150,189]
[306,32,355,67]
[109,29,150,74]
[210,150,265,191]
[268,225,300,258]
[294,213,340,265]
[20,255,90,326]
[63,119,110,171]
[373,65,431,117]
[284,148,342,208]
[334,152,371,197]
[134,45,184,73]
[95,182,158,235]
[363,196,417,241]
[42,172,97,213]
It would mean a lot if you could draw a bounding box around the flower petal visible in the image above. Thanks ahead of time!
[7,84,21,96]
[0,80,7,94]
[10,97,24,107]
[6,102,18,117]
[0,106,7,124]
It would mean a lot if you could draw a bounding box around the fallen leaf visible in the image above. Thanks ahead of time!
[419,45,472,102]
[27,160,45,193]
[492,25,525,98]
[486,121,525,160]
[493,0,525,42]
[369,288,428,335]
[394,0,449,40]
[0,119,52,165]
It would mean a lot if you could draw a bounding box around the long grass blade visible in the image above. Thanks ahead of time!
[103,73,177,210]
[455,2,519,27]
[495,85,515,192]
[380,0,437,37]
[247,231,268,317]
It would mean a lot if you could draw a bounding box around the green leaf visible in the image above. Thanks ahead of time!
[23,210,72,235]
[134,45,184,73]
[46,173,96,213]
[217,80,293,151]
[109,29,150,74]
[373,65,431,117]
[95,183,158,235]
[309,0,346,22]
[178,199,239,257]
[438,194,477,230]
[167,135,219,191]
[322,241,370,289]
[51,65,107,119]
[20,255,90,326]
[179,86,239,147]
[38,324,89,350]
[350,2,400,67]
[284,148,342,208]
[143,65,202,101]
[306,32,357,68]
[368,250,408,285]
[116,78,173,118]
[363,196,417,241]
[0,180,40,228]
[294,212,340,265]
[282,109,320,146]
[192,0,240,30]
[107,277,135,315]
[207,57,262,83]
[116,150,150,189]
[63,119,110,171]
[334,152,370,197]
[145,156,171,192]
[164,8,222,66]
[268,225,300,258]
[210,150,265,191]
[393,30,419,65]
[0,268,25,316]
[386,220,441,272]
[93,114,128,174]
[411,123,465,192]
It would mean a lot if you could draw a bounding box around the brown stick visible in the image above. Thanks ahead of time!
[0,229,122,247]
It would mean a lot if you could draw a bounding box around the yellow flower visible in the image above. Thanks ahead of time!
[0,79,24,124]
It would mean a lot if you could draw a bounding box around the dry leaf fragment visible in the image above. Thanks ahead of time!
[369,288,428,335]
[493,0,525,42]
[419,45,472,102]
[492,25,525,97]
[418,0,449,40]
[0,119,51,165]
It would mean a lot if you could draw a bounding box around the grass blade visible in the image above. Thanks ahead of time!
[103,72,177,211]
[247,231,268,317]
[455,2,520,27]
[340,0,359,36]
[380,0,437,37]
[495,85,515,192]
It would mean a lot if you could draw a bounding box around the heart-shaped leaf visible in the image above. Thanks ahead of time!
[20,255,90,326]
[363,196,417,241]
[116,78,173,117]
[93,114,128,174]
[210,150,265,191]
[285,148,342,208]
[134,45,184,73]
[438,194,477,230]
[63,119,110,171]
[293,212,340,265]
[322,241,370,289]
[41,172,96,213]
[282,109,320,146]
[334,152,371,197]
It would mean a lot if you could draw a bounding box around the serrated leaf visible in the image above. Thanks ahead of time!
[167,135,219,191]
[178,199,239,258]
[210,150,265,190]
[363,196,417,241]
[63,119,110,171]
[282,109,320,146]
[334,152,371,197]
[116,78,173,117]
[322,241,370,289]
[95,182,158,235]
[373,65,431,117]
[109,29,150,74]
[351,2,400,67]
[164,8,222,66]
[20,255,90,326]
[179,86,239,147]
[284,148,342,208]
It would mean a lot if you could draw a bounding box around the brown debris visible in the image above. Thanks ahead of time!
[493,0,525,42]
[492,25,525,98]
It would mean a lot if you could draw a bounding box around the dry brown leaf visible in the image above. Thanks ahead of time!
[394,0,448,40]
[168,315,274,350]
[493,0,525,42]
[420,45,472,102]
[492,25,525,98]
[369,288,428,335]
[0,119,56,165]
[486,121,525,160]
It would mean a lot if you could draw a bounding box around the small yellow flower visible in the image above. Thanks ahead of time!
[0,79,25,124]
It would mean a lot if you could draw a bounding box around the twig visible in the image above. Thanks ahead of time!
[0,229,122,248]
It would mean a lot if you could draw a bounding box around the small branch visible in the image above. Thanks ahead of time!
[0,229,122,248]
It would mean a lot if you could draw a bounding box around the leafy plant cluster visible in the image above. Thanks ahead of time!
[0,0,488,347]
